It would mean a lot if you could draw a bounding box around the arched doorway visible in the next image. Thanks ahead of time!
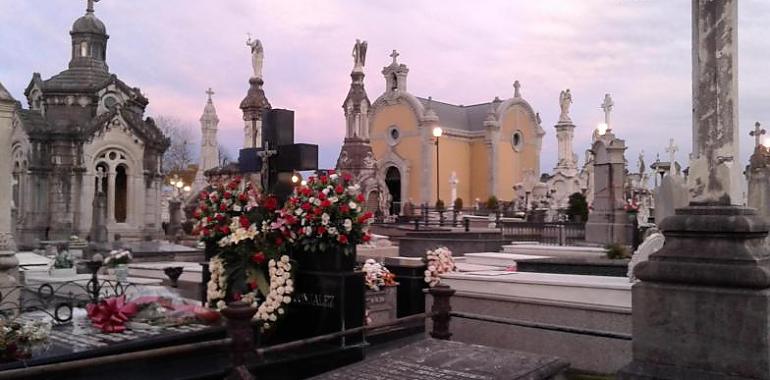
[115,164,128,223]
[385,166,401,215]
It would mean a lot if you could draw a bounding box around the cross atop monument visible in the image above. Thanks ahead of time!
[600,93,614,128]
[86,0,101,14]
[257,141,278,187]
[665,138,679,164]
[389,50,399,65]
[750,121,765,148]
[205,87,215,102]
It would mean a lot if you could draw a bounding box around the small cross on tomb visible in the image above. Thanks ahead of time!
[389,49,399,65]
[665,138,679,164]
[750,121,766,148]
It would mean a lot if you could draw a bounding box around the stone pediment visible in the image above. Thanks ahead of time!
[83,107,169,151]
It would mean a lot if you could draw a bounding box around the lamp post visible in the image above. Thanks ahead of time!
[432,126,443,206]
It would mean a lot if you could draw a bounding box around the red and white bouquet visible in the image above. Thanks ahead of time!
[361,259,397,291]
[191,176,297,329]
[424,246,456,287]
[283,171,373,255]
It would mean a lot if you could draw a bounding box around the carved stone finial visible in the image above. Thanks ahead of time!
[513,80,521,98]
[750,121,766,148]
[206,88,215,102]
[389,50,400,65]
[87,0,100,14]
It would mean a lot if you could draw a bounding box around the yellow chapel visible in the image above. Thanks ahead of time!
[367,51,545,212]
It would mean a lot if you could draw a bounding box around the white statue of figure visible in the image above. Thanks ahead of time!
[352,39,367,70]
[601,93,614,128]
[246,34,264,79]
[558,89,573,122]
[628,231,665,282]
[449,171,459,206]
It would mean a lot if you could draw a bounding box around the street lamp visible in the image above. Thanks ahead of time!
[432,126,443,206]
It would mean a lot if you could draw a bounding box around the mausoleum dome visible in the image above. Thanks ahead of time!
[72,13,106,35]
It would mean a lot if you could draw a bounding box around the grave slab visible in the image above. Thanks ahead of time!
[311,338,568,379]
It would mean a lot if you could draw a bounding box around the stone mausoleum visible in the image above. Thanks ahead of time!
[3,3,168,247]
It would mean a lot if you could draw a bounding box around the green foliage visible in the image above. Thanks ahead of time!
[53,251,73,269]
[486,195,499,210]
[567,192,589,222]
[453,197,464,210]
[605,243,630,260]
[435,199,445,210]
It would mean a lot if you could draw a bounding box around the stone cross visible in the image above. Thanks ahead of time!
[206,87,215,102]
[87,0,100,13]
[601,93,614,129]
[95,167,106,194]
[750,121,765,148]
[665,138,678,164]
[389,50,399,65]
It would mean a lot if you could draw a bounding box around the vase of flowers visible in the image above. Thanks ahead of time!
[424,246,457,287]
[50,250,76,277]
[282,171,373,272]
[104,249,132,283]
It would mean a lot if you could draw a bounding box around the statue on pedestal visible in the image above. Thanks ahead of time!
[352,39,367,70]
[246,34,264,80]
[558,89,573,123]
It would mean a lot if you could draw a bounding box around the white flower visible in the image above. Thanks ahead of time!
[343,219,353,232]
[349,201,358,210]
[321,213,330,225]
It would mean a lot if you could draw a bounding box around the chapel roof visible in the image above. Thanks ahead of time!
[72,12,107,35]
[417,97,495,132]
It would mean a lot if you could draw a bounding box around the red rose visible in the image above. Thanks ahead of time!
[362,233,372,242]
[318,192,327,201]
[342,172,352,182]
[289,197,299,205]
[340,205,350,213]
[251,252,266,264]
[210,195,219,203]
[240,215,250,228]
[335,185,344,194]
[317,226,327,235]
[302,188,312,197]
[199,192,208,201]
[248,280,258,290]
[219,203,227,212]
[227,180,238,190]
[320,176,328,184]
[313,207,323,216]
[239,193,248,202]
[301,202,312,211]
[338,235,349,244]
[201,228,210,236]
[321,199,332,208]
[223,191,232,199]
[200,204,208,212]
[356,194,365,202]
[220,225,230,235]
[275,236,284,245]
[264,196,278,211]
[193,209,202,218]
[285,215,297,225]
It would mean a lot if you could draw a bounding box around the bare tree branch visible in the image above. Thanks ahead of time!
[155,116,195,173]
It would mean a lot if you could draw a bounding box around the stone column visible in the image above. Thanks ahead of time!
[107,168,116,224]
[620,2,770,379]
[0,85,17,252]
[585,131,630,245]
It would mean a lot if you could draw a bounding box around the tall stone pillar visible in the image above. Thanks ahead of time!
[584,130,630,245]
[620,2,770,379]
[195,88,220,189]
[0,82,18,252]
[746,122,770,218]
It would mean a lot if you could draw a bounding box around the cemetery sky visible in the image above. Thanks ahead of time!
[1,0,769,174]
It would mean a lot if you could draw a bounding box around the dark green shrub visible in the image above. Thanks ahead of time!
[567,192,589,222]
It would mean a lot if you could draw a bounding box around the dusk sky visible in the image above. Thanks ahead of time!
[1,0,769,175]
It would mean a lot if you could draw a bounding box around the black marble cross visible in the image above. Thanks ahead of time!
[238,109,318,201]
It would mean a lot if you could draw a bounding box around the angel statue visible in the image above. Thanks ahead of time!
[352,39,368,70]
[559,89,573,123]
[246,34,264,79]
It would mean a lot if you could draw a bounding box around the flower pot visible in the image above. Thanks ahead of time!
[114,264,129,284]
[291,245,357,272]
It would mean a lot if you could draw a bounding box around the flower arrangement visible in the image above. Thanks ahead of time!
[192,176,297,329]
[282,171,373,255]
[361,259,397,291]
[0,320,51,362]
[424,246,456,287]
[53,250,74,269]
[624,198,639,213]
[104,249,132,268]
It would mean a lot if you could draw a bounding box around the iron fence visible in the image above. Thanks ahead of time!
[500,221,586,246]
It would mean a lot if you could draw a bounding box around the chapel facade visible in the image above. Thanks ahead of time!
[367,52,545,210]
[7,3,168,247]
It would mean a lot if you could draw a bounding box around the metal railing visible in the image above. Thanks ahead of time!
[500,221,585,246]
